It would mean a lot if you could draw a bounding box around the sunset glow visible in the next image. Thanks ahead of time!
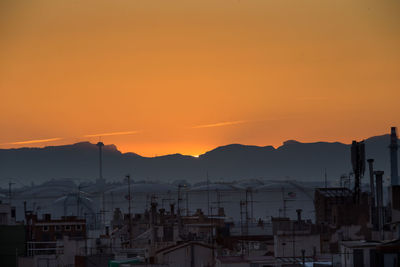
[1,0,399,157]
[4,137,63,145]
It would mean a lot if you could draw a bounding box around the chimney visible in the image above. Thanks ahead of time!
[375,170,384,237]
[296,209,302,222]
[367,159,376,227]
[390,127,399,186]
[170,203,175,216]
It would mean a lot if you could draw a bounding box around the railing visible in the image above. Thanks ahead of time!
[27,241,63,256]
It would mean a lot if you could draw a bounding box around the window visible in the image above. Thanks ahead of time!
[76,225,82,231]
[43,226,49,231]
[64,225,71,231]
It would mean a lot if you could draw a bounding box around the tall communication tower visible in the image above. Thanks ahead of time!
[351,140,366,204]
[96,142,104,181]
[390,127,399,186]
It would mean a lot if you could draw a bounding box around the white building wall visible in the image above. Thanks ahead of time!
[274,234,320,258]
[340,245,377,267]
[0,203,15,225]
[159,244,213,267]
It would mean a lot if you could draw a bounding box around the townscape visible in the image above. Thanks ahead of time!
[1,127,399,267]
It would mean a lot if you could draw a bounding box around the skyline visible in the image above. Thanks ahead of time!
[1,0,400,157]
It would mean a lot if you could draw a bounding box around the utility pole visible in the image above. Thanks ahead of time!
[126,175,132,247]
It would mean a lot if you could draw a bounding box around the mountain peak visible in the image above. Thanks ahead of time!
[283,140,301,146]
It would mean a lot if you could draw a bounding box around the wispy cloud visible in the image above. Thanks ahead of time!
[7,137,63,145]
[83,130,140,138]
[192,120,247,129]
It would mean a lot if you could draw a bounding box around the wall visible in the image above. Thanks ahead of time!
[274,234,320,258]
[160,244,214,267]
[0,225,25,267]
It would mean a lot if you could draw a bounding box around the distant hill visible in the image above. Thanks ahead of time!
[0,134,397,186]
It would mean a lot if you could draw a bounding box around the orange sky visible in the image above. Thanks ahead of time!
[0,0,399,157]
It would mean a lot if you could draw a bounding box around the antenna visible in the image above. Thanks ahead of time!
[281,187,287,217]
[126,174,132,247]
[351,140,365,204]
[390,127,399,186]
[216,189,220,210]
[177,184,185,217]
[248,188,254,222]
[8,181,15,204]
[186,190,189,217]
[77,184,81,218]
[239,200,249,255]
[206,171,210,216]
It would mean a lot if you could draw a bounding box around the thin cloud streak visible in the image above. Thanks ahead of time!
[192,120,247,129]
[83,130,140,138]
[7,137,63,145]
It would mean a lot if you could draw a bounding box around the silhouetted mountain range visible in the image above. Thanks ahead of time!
[0,134,397,186]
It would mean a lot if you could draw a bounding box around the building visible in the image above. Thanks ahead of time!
[155,241,215,267]
[0,224,26,267]
[0,201,16,225]
[314,188,370,227]
[272,216,321,259]
[340,240,382,267]
[25,213,86,244]
[20,212,87,266]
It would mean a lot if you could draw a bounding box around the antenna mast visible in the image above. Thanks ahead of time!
[96,142,104,180]
[126,175,132,247]
[206,171,210,216]
[8,181,15,204]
